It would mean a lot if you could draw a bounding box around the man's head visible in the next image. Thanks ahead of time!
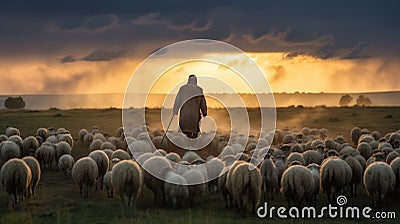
[188,74,197,85]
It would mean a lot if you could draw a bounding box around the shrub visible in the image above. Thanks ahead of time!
[4,96,25,109]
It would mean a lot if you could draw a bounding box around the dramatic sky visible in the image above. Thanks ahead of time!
[0,0,399,94]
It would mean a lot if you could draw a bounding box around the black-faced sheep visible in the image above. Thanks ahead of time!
[72,157,98,198]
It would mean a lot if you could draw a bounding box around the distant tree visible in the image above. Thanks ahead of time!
[356,95,372,106]
[4,96,26,109]
[339,94,353,106]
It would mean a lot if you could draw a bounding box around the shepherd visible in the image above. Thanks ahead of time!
[173,74,207,139]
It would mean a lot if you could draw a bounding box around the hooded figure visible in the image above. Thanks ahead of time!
[173,75,207,138]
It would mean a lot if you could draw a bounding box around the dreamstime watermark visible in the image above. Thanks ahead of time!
[257,195,396,219]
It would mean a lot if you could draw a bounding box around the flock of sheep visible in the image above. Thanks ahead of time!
[1,124,400,215]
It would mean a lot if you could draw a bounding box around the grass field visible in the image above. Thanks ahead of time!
[0,107,400,223]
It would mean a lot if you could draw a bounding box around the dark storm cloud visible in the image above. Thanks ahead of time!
[60,55,77,63]
[60,48,133,63]
[0,0,399,59]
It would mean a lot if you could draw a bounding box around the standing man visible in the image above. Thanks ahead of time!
[173,74,207,138]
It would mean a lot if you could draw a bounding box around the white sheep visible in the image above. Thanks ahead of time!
[342,154,363,197]
[142,156,172,206]
[89,139,103,151]
[0,141,21,165]
[205,157,225,192]
[165,152,181,164]
[320,157,352,203]
[55,141,72,165]
[5,127,20,137]
[363,161,396,206]
[100,141,116,151]
[136,152,154,166]
[78,129,88,143]
[103,171,113,198]
[281,164,314,207]
[22,136,39,157]
[58,134,73,147]
[72,157,98,198]
[108,137,124,149]
[35,144,55,170]
[0,134,8,143]
[83,133,94,147]
[306,163,320,205]
[350,127,362,146]
[182,168,207,207]
[302,150,324,165]
[111,149,130,161]
[128,140,152,159]
[182,151,201,163]
[226,162,262,214]
[112,160,143,209]
[22,156,41,198]
[386,151,400,165]
[88,150,110,190]
[0,158,32,207]
[286,152,305,166]
[93,133,107,142]
[390,157,400,193]
[102,149,113,161]
[273,155,286,185]
[357,142,372,160]
[7,135,23,152]
[164,171,189,207]
[36,128,49,141]
[58,154,74,177]
[260,155,279,200]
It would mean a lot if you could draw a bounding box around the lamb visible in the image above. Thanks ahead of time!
[36,128,49,141]
[22,156,41,198]
[72,157,98,198]
[5,127,20,137]
[142,156,172,206]
[306,163,320,205]
[357,142,372,160]
[183,168,207,207]
[22,136,39,157]
[225,162,262,214]
[58,134,73,147]
[302,150,323,165]
[320,157,352,203]
[0,141,21,164]
[88,150,110,190]
[342,154,363,197]
[285,152,305,166]
[83,133,94,147]
[281,164,314,207]
[0,158,32,207]
[55,141,72,165]
[35,144,55,170]
[103,171,113,198]
[112,160,143,210]
[89,139,104,151]
[350,127,362,146]
[58,154,74,177]
[78,129,88,143]
[260,154,279,200]
[164,171,189,207]
[363,161,396,206]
